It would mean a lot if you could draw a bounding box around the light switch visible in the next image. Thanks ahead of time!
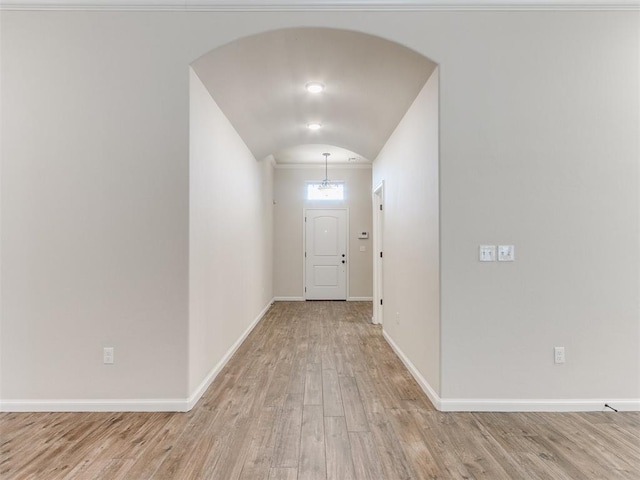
[498,245,515,261]
[479,245,496,262]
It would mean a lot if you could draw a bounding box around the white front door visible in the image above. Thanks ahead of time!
[305,209,348,300]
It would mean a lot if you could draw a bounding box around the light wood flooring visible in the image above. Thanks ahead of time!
[1,301,639,479]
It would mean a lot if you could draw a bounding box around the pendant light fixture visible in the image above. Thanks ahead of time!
[318,152,334,190]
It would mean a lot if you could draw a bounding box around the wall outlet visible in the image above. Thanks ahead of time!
[554,346,565,364]
[103,347,114,364]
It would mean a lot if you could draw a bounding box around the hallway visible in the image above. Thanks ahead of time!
[1,301,638,479]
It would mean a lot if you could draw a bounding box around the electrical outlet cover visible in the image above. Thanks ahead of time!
[103,347,114,364]
[554,346,565,364]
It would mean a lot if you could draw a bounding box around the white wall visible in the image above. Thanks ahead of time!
[0,12,191,402]
[373,70,440,395]
[1,10,637,408]
[274,166,373,300]
[436,13,639,403]
[189,69,273,396]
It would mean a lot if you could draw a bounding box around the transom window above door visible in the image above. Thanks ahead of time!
[306,182,345,201]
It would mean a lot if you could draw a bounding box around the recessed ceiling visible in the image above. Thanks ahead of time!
[274,144,370,165]
[191,27,437,164]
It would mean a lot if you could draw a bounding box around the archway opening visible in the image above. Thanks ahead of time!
[188,27,440,405]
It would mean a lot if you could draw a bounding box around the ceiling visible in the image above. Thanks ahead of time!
[274,144,369,165]
[191,28,437,165]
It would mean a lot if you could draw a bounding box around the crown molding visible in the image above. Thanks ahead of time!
[0,1,638,12]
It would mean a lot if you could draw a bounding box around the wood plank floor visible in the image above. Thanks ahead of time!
[1,301,639,479]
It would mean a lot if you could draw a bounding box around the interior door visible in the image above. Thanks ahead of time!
[305,209,347,300]
[373,182,384,324]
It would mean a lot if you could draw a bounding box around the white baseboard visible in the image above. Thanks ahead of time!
[382,329,442,410]
[0,398,188,413]
[381,329,640,413]
[439,398,640,412]
[274,296,372,302]
[185,298,274,411]
[0,298,275,413]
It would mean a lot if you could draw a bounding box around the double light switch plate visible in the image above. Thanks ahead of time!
[479,245,515,262]
[479,245,496,262]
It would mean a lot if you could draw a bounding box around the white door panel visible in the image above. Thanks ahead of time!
[305,209,347,300]
[314,266,338,286]
[314,217,339,256]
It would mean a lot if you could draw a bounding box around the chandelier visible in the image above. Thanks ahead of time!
[318,152,335,190]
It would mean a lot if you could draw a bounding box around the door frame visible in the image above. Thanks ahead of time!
[372,181,384,324]
[303,208,350,300]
